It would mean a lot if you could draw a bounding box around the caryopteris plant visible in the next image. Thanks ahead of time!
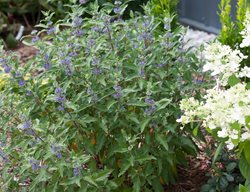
[0,1,201,191]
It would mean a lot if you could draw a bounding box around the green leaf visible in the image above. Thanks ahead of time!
[83,176,98,187]
[133,176,141,192]
[118,160,131,177]
[193,126,198,136]
[156,98,171,111]
[226,162,237,172]
[127,102,147,107]
[201,184,212,192]
[155,133,169,151]
[212,143,224,167]
[219,177,229,188]
[240,184,250,192]
[140,118,151,133]
[152,177,164,192]
[107,100,117,110]
[94,169,113,182]
[128,115,140,124]
[136,155,156,163]
[246,83,250,90]
[225,173,234,182]
[244,141,250,164]
[180,137,197,156]
[228,75,240,86]
[240,156,250,180]
[245,179,250,188]
[246,116,250,129]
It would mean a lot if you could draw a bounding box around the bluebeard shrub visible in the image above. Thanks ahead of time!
[0,1,202,191]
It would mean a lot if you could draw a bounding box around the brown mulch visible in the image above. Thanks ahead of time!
[13,43,38,64]
[165,136,214,192]
[166,156,209,192]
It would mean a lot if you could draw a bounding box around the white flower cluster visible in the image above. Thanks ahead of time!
[178,83,250,150]
[203,42,247,85]
[240,10,250,48]
[178,11,250,150]
[238,66,250,78]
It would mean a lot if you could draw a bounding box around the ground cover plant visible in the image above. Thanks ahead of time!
[178,1,250,191]
[201,148,244,192]
[0,0,203,191]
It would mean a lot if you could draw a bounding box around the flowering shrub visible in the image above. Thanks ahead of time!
[178,6,250,191]
[0,1,200,191]
[203,41,247,85]
[178,83,250,149]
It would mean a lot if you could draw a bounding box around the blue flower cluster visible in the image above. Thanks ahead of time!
[113,85,122,99]
[55,87,66,111]
[29,159,47,171]
[0,58,11,73]
[114,1,122,15]
[73,166,81,176]
[51,145,62,158]
[60,53,73,76]
[43,54,51,70]
[72,17,84,37]
[145,97,157,116]
[0,150,9,163]
[21,120,35,136]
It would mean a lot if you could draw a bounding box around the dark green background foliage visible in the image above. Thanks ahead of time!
[0,0,149,48]
[0,1,200,191]
[0,0,72,47]
[0,0,179,48]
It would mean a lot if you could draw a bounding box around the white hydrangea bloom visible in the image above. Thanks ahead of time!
[203,42,247,85]
[241,131,250,141]
[177,83,250,150]
[240,10,250,48]
[238,66,250,78]
[177,12,250,150]
[217,128,228,138]
[177,97,201,124]
[226,140,235,150]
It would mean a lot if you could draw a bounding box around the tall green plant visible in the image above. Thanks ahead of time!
[218,0,249,46]
[218,0,236,45]
[150,0,179,30]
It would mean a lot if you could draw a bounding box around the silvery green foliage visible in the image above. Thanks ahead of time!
[0,1,201,191]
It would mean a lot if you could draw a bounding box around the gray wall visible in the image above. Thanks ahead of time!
[178,0,237,34]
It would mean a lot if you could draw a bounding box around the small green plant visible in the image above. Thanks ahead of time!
[201,149,244,192]
[0,1,201,191]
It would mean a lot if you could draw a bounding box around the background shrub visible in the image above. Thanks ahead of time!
[218,0,250,71]
[0,1,200,191]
